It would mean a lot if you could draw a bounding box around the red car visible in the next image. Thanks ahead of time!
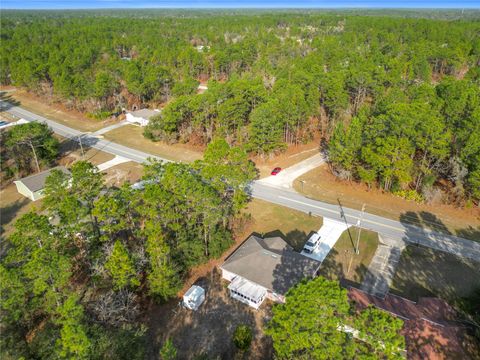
[271,167,282,175]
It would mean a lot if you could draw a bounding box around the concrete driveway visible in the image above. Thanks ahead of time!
[301,218,351,262]
[257,153,325,188]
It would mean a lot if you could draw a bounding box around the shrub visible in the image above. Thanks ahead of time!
[233,325,253,351]
[393,189,424,203]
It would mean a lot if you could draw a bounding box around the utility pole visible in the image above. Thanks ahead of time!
[355,203,366,255]
[299,180,305,192]
[78,134,85,157]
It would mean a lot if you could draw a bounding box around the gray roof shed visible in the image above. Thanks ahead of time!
[16,166,70,192]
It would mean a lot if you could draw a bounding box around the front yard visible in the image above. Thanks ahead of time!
[390,245,480,303]
[317,227,379,286]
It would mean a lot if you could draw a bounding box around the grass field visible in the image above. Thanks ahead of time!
[318,227,379,285]
[242,198,323,251]
[294,165,480,241]
[103,125,203,163]
[390,245,480,303]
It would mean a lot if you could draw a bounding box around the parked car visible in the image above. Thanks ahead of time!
[303,232,321,253]
[271,167,282,175]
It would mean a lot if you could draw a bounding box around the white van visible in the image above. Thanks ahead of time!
[303,232,321,253]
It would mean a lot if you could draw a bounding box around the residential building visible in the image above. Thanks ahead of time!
[125,108,160,127]
[14,166,70,201]
[220,235,321,309]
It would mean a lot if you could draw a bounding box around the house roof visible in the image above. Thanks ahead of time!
[128,109,160,119]
[348,288,476,359]
[221,235,321,295]
[15,166,70,193]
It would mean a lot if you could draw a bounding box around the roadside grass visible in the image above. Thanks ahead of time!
[102,125,203,163]
[1,90,107,132]
[242,198,323,251]
[293,165,480,241]
[318,227,379,285]
[390,245,480,303]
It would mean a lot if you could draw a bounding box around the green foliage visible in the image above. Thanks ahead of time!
[266,277,405,359]
[105,240,140,290]
[3,121,59,175]
[354,306,405,359]
[159,338,177,360]
[392,190,424,203]
[232,325,253,351]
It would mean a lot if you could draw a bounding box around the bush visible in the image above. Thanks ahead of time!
[159,338,177,360]
[232,325,253,351]
[393,189,424,203]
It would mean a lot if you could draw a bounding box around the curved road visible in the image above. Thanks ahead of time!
[2,100,479,261]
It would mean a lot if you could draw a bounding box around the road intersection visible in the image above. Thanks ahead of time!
[1,99,479,262]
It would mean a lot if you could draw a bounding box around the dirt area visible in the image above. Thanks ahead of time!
[390,245,480,303]
[103,161,144,187]
[58,142,115,168]
[0,183,43,237]
[103,125,204,163]
[146,268,272,360]
[1,88,113,132]
[294,165,480,241]
[318,227,379,286]
[252,141,320,179]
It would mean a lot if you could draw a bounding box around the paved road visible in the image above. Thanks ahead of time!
[251,183,480,261]
[2,100,479,261]
[0,100,170,164]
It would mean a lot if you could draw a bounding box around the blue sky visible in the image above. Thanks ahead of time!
[1,0,479,9]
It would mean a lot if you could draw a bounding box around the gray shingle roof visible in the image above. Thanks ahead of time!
[128,109,160,119]
[221,235,321,295]
[16,166,70,192]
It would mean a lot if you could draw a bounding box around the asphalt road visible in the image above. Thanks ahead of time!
[0,100,169,164]
[2,100,479,261]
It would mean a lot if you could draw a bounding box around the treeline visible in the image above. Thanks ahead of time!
[328,78,480,202]
[0,139,256,359]
[1,12,479,201]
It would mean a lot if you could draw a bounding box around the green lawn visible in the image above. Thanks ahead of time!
[244,198,323,251]
[390,245,480,303]
[318,227,379,285]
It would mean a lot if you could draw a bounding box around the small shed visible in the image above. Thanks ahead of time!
[183,285,206,311]
[14,166,70,201]
[125,109,160,127]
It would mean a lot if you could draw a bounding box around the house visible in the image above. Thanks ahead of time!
[348,287,477,359]
[125,109,160,127]
[14,166,70,201]
[220,235,321,309]
[183,285,206,311]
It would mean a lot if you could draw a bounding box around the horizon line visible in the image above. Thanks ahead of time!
[2,6,480,10]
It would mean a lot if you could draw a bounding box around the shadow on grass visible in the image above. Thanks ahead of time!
[0,197,29,235]
[0,92,21,110]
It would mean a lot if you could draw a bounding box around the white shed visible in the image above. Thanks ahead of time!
[182,285,205,311]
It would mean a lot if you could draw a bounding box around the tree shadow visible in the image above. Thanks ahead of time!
[0,197,29,235]
[0,92,21,111]
[146,267,272,360]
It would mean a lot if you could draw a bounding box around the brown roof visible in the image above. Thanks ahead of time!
[221,235,321,295]
[348,288,477,359]
[16,166,70,192]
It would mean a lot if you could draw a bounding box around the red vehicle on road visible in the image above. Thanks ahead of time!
[271,167,282,175]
